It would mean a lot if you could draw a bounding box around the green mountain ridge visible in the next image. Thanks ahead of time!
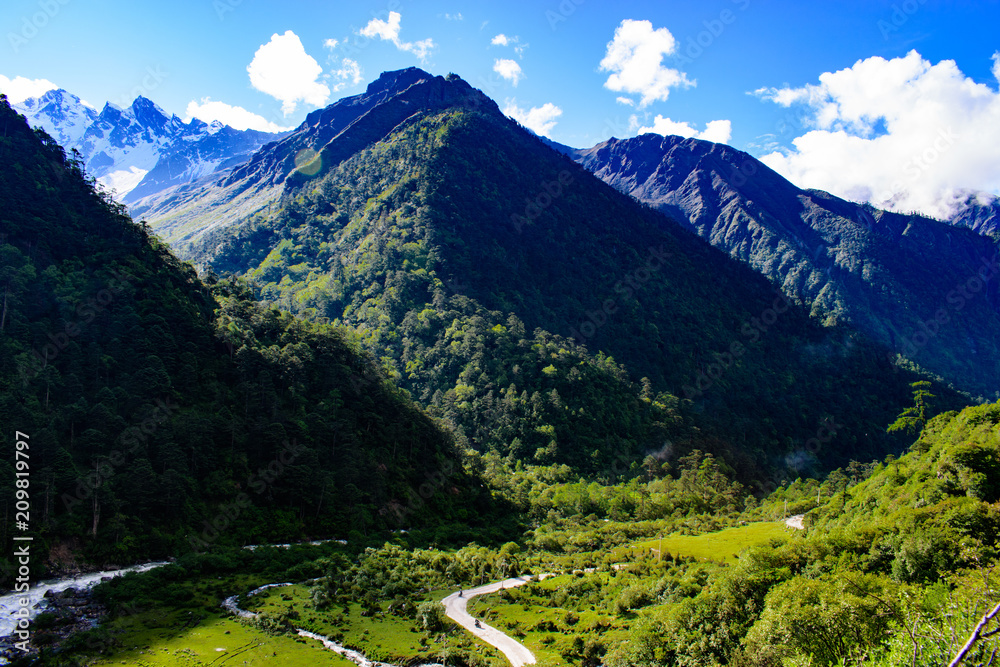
[569,133,1000,399]
[178,70,966,481]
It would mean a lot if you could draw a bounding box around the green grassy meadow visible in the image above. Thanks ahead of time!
[632,521,792,564]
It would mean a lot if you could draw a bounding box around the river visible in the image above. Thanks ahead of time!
[0,561,170,639]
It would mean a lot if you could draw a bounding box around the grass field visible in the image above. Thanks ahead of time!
[247,581,509,666]
[248,583,426,662]
[83,573,353,666]
[71,522,795,665]
[632,521,791,564]
[84,574,505,667]
[89,606,355,666]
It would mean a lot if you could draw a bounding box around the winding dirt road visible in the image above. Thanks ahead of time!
[441,577,538,667]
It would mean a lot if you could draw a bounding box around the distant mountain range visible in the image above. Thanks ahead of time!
[12,88,284,202]
[124,68,495,254]
[561,134,1000,398]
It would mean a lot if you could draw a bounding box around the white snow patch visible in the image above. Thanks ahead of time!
[98,167,149,197]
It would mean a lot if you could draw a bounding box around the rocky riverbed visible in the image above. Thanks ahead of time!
[0,562,169,665]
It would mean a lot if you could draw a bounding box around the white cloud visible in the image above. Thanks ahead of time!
[185,98,292,133]
[444,12,463,21]
[360,12,402,41]
[359,11,435,62]
[0,75,59,103]
[331,58,363,92]
[491,33,526,57]
[324,38,339,49]
[493,59,523,86]
[616,96,635,106]
[599,19,694,108]
[639,116,732,143]
[757,50,1000,219]
[247,31,330,115]
[503,100,562,137]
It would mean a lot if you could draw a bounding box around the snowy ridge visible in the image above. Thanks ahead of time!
[14,89,98,147]
[11,89,285,202]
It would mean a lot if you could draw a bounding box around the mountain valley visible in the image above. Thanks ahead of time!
[3,64,1000,667]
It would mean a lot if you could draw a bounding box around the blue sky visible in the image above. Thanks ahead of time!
[2,0,999,217]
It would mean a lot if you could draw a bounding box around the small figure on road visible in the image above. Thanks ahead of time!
[475,619,481,628]
[459,590,463,597]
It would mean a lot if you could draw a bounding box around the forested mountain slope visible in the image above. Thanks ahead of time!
[604,399,1000,667]
[0,95,499,577]
[571,134,1000,399]
[185,69,963,481]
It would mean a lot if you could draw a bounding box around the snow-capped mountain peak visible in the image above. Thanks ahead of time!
[12,89,287,202]
[14,88,97,147]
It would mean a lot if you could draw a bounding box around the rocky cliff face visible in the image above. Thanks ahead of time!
[947,192,1000,237]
